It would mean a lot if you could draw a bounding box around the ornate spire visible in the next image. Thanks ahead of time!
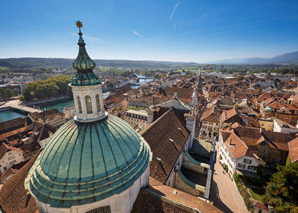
[73,21,96,70]
[198,70,202,86]
[71,21,101,86]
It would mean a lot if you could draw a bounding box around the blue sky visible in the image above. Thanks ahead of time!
[1,0,298,63]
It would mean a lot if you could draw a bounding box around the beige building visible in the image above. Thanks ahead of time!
[123,109,153,129]
[0,143,24,174]
[258,118,274,131]
[29,109,66,128]
[201,105,221,138]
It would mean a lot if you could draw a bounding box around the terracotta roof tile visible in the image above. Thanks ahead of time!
[201,105,221,123]
[153,87,194,104]
[29,109,64,122]
[111,85,135,96]
[288,138,298,163]
[223,133,248,158]
[132,180,222,213]
[256,93,271,103]
[0,160,29,183]
[0,151,40,213]
[0,143,24,161]
[233,127,295,151]
[253,200,268,210]
[141,108,190,184]
[262,131,295,151]
[233,127,262,146]
[222,108,241,124]
[104,94,125,106]
[0,117,27,134]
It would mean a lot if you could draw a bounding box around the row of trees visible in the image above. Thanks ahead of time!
[0,88,15,100]
[20,75,72,102]
[98,68,132,77]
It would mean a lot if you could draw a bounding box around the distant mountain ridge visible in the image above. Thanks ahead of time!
[0,58,200,69]
[210,51,298,64]
[0,51,297,68]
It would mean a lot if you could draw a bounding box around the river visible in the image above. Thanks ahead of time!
[0,110,26,122]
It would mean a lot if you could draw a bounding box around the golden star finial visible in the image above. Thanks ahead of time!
[76,20,83,29]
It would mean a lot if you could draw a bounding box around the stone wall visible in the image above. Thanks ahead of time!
[174,170,205,197]
[182,151,209,175]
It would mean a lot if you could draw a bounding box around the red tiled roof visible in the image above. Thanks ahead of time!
[29,109,64,122]
[268,101,283,109]
[256,93,271,103]
[132,178,222,213]
[288,138,298,163]
[262,130,295,151]
[223,132,248,158]
[233,127,262,146]
[222,108,241,124]
[233,126,295,151]
[253,200,268,210]
[0,143,24,160]
[104,94,125,106]
[0,117,27,134]
[153,87,194,104]
[285,104,298,111]
[141,108,190,184]
[201,105,221,123]
[111,85,136,96]
[0,151,40,213]
[0,160,29,183]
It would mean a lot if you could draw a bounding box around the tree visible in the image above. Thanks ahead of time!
[237,76,244,81]
[263,163,298,212]
[105,81,114,89]
[21,75,72,101]
[0,88,6,100]
[22,89,33,101]
[5,89,15,98]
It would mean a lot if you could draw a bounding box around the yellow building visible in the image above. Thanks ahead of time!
[258,118,274,131]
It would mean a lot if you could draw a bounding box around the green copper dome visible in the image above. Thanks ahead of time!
[71,25,101,86]
[25,115,151,208]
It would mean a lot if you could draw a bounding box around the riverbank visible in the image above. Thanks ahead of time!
[24,95,73,108]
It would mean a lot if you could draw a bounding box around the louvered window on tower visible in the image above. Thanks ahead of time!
[85,95,93,114]
[96,94,101,111]
[77,96,82,113]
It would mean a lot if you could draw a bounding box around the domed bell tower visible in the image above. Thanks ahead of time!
[70,21,107,122]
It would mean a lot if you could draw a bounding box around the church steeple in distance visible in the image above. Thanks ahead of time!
[70,21,107,122]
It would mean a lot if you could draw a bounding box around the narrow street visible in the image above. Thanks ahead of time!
[211,159,249,213]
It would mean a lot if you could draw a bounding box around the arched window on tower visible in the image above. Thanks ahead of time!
[96,94,101,111]
[85,95,93,114]
[77,96,82,113]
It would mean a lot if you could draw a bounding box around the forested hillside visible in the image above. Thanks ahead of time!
[0,58,199,69]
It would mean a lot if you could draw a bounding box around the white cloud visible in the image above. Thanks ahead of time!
[132,30,144,38]
[170,2,179,21]
[84,35,109,43]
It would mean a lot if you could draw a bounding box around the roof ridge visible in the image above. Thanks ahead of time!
[232,129,248,149]
[141,108,174,136]
[171,107,190,134]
